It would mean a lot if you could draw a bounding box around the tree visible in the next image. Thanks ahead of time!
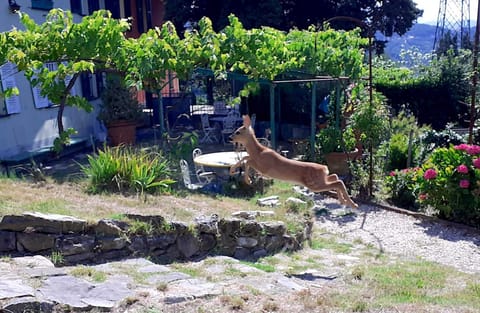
[165,0,422,38]
[165,0,286,32]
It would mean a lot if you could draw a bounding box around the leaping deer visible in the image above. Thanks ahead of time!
[229,115,358,209]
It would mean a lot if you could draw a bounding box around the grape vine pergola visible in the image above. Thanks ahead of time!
[0,10,367,152]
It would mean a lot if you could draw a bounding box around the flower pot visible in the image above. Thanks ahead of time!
[106,120,137,146]
[324,149,360,176]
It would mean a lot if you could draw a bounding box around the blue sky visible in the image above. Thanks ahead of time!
[415,0,478,25]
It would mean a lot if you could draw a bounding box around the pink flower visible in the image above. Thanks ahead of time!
[474,158,480,169]
[454,144,470,151]
[423,169,437,180]
[466,145,480,155]
[418,194,427,201]
[389,171,396,176]
[459,179,470,189]
[457,164,469,174]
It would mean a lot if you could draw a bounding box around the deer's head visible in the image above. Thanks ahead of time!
[230,115,255,145]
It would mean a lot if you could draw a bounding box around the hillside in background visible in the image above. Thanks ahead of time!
[383,23,437,60]
[383,23,476,60]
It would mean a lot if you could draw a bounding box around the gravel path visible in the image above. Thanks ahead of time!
[316,196,480,273]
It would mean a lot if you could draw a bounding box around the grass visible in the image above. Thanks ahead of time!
[0,174,312,248]
[25,199,72,216]
[310,236,353,254]
[70,265,107,282]
[240,261,275,273]
[50,251,64,266]
[324,260,480,312]
[170,262,203,277]
[0,176,301,224]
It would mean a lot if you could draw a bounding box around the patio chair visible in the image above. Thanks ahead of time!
[221,111,239,145]
[192,148,217,184]
[199,114,218,144]
[179,159,206,190]
[257,128,271,147]
[250,113,256,131]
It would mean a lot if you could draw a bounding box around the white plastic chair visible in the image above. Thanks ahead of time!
[179,159,205,190]
[257,128,271,147]
[250,113,256,131]
[199,114,217,144]
[221,111,239,145]
[192,148,217,184]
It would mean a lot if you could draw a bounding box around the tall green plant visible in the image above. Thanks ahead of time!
[81,146,175,196]
[350,88,390,150]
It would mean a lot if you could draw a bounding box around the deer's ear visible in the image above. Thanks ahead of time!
[242,115,251,127]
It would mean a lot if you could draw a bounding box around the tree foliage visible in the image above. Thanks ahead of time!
[373,48,472,129]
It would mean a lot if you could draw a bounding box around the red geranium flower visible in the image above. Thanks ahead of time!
[423,169,437,180]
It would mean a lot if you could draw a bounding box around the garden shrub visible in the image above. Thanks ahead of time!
[384,168,420,210]
[82,145,175,195]
[385,144,480,227]
[415,144,480,227]
[385,133,410,172]
[415,127,465,164]
[374,49,471,130]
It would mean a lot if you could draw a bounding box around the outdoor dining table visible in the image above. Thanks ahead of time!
[193,151,248,181]
[193,151,248,169]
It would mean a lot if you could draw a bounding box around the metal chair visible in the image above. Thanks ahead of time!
[199,114,217,144]
[179,159,206,190]
[192,148,217,184]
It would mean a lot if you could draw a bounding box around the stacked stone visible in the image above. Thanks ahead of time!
[0,212,311,265]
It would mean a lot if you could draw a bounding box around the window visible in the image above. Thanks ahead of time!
[31,0,54,10]
[70,0,120,17]
[32,62,57,109]
[0,62,21,116]
[80,71,105,100]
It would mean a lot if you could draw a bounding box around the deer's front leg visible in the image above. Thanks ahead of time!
[229,156,250,176]
[243,160,253,185]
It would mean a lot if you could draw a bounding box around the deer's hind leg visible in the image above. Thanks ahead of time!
[314,174,357,209]
[330,178,358,208]
[326,174,348,204]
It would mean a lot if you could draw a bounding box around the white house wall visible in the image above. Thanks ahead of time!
[0,1,102,158]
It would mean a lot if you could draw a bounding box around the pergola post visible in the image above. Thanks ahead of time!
[269,83,276,149]
[157,89,165,135]
[310,82,317,160]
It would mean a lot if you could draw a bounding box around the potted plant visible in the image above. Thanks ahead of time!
[98,75,143,146]
[316,123,359,176]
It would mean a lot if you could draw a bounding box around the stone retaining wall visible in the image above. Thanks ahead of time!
[0,212,312,265]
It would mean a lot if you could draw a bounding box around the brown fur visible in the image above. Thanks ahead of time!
[229,115,358,209]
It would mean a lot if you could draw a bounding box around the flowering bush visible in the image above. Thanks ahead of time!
[384,167,420,210]
[415,144,480,226]
[384,144,480,227]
